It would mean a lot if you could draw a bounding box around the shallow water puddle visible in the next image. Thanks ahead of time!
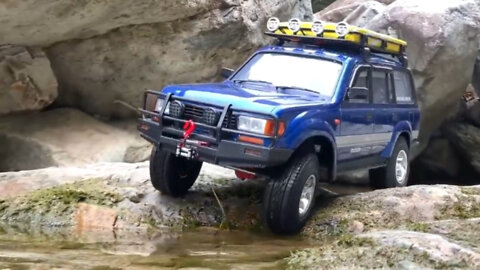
[0,227,314,269]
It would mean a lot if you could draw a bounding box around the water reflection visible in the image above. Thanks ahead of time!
[0,226,314,269]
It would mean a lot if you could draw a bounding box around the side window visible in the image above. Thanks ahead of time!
[347,67,370,104]
[352,68,368,88]
[372,69,389,104]
[388,73,395,103]
[393,70,415,104]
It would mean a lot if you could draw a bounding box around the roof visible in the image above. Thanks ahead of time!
[256,45,404,68]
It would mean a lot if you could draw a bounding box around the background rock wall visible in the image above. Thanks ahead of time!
[0,0,312,170]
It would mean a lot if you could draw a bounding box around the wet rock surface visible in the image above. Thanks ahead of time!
[0,162,263,231]
[1,162,479,269]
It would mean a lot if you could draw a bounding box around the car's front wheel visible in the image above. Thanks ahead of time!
[263,152,325,235]
[149,147,203,197]
[370,137,410,189]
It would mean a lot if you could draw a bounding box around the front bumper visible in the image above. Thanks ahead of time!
[139,118,292,168]
[138,91,293,168]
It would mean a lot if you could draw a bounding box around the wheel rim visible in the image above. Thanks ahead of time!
[299,174,316,217]
[395,150,408,185]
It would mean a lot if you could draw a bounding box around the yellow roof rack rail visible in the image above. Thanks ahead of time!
[265,18,408,66]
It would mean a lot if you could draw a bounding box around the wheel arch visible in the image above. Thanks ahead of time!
[293,133,337,182]
[381,121,412,158]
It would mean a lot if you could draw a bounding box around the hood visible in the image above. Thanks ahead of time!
[162,82,328,115]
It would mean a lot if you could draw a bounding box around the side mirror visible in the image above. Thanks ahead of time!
[347,87,369,101]
[220,67,234,79]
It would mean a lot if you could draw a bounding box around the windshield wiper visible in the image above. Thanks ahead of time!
[233,79,274,86]
[276,86,319,94]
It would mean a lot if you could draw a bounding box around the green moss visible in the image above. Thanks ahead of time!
[437,200,480,220]
[407,222,430,233]
[461,187,480,196]
[0,179,121,226]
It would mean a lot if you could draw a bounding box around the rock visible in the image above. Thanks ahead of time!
[312,0,337,13]
[0,162,263,230]
[0,45,57,115]
[303,184,480,239]
[0,0,312,118]
[75,203,118,232]
[315,0,395,22]
[0,108,150,171]
[348,220,365,233]
[473,50,480,96]
[315,0,480,157]
[412,138,460,178]
[363,230,480,267]
[443,122,480,174]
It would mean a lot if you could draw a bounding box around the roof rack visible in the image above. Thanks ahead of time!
[265,18,408,67]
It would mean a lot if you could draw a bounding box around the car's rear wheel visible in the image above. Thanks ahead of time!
[263,152,326,235]
[149,146,202,197]
[370,137,410,189]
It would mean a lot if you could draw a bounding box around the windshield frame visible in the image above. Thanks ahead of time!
[228,50,344,102]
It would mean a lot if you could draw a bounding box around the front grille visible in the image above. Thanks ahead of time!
[172,101,237,129]
[223,114,237,129]
[184,104,204,119]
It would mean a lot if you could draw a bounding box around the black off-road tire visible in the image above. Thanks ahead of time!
[149,147,202,197]
[263,152,326,235]
[369,137,410,189]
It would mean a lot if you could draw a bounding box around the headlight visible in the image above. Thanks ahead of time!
[336,22,349,37]
[267,17,280,32]
[238,116,275,136]
[155,99,170,115]
[311,20,325,35]
[288,18,301,33]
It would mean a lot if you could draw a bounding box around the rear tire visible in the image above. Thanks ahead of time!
[369,137,410,189]
[149,147,202,197]
[263,152,326,235]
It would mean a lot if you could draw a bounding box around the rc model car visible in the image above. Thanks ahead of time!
[138,18,420,234]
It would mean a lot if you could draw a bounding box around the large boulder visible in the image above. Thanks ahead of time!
[0,46,57,115]
[316,0,480,157]
[315,0,395,22]
[0,0,312,118]
[0,108,150,172]
[443,122,480,174]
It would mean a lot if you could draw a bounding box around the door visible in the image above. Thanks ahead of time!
[371,68,395,155]
[338,66,374,161]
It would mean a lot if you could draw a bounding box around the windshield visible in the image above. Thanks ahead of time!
[232,53,343,99]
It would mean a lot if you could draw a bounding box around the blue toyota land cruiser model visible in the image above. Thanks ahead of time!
[138,19,420,234]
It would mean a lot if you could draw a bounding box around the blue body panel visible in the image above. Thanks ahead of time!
[158,45,420,175]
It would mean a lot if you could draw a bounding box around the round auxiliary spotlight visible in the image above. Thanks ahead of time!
[203,108,218,126]
[336,21,350,37]
[169,101,184,118]
[288,18,301,33]
[267,17,280,32]
[311,20,325,35]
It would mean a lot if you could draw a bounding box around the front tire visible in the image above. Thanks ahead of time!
[149,147,202,197]
[370,137,410,189]
[263,152,325,235]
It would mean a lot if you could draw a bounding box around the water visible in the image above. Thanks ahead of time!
[0,227,314,270]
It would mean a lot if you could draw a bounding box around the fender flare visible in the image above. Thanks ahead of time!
[381,121,412,158]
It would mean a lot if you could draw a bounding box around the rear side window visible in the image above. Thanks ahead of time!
[393,71,414,104]
[372,70,389,104]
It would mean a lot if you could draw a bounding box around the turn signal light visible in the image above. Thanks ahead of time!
[238,135,264,145]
